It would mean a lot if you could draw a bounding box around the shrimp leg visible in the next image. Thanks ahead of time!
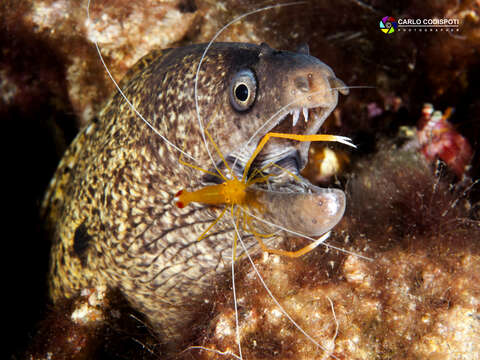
[257,231,331,258]
[197,206,228,241]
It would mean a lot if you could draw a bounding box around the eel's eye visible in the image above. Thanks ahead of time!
[229,69,257,112]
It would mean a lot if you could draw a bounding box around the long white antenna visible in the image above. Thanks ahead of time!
[243,208,373,261]
[86,0,197,162]
[232,218,340,360]
[231,210,243,360]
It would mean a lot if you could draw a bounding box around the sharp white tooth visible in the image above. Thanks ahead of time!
[303,107,309,123]
[292,109,300,126]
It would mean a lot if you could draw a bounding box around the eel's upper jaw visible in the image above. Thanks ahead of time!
[246,103,355,172]
[269,104,332,137]
[216,101,355,186]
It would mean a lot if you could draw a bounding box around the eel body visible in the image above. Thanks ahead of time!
[42,42,348,345]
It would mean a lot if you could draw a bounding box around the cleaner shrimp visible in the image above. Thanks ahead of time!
[86,1,372,359]
[174,127,356,259]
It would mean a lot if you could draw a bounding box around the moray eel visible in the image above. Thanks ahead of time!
[42,42,348,347]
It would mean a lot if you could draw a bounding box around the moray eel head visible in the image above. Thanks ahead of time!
[199,42,349,182]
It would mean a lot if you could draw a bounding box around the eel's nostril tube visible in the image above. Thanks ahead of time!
[329,76,349,95]
[294,76,310,93]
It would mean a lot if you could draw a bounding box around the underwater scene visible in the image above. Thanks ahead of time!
[4,0,480,359]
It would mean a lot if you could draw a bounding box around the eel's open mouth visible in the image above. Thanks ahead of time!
[239,103,337,188]
[274,105,327,135]
[204,102,341,195]
[235,103,349,238]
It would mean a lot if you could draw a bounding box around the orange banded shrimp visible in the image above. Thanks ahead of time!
[173,126,357,360]
[174,129,356,259]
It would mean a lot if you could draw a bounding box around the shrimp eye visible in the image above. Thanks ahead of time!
[229,69,257,112]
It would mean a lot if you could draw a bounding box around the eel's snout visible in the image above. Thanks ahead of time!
[283,61,348,113]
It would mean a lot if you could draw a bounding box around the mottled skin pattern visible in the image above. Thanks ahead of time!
[42,42,345,346]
